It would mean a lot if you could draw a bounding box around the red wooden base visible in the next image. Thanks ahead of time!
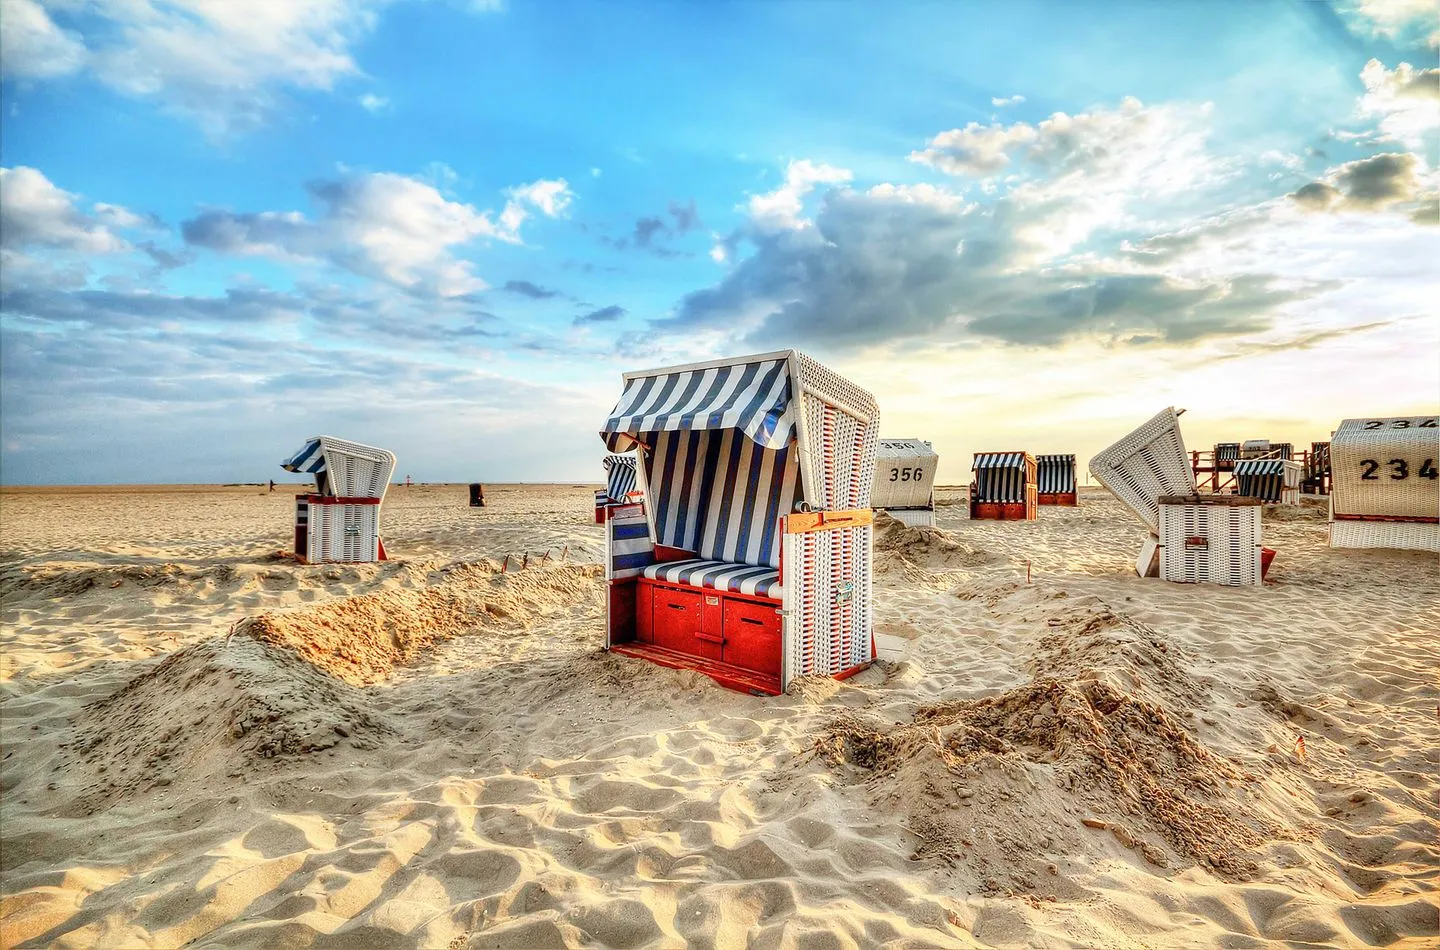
[970,501,1036,520]
[1037,492,1077,506]
[610,642,783,695]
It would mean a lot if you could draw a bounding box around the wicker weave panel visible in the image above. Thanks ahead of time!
[1330,519,1440,552]
[308,503,380,563]
[1089,408,1196,532]
[1158,503,1262,587]
[1330,417,1439,519]
[781,522,872,688]
[795,352,879,509]
[317,437,397,500]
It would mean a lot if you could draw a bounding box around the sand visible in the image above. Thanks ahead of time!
[1,483,1436,948]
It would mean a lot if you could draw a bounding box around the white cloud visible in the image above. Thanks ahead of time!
[910,121,1038,175]
[746,159,852,230]
[1358,59,1440,152]
[0,166,133,253]
[506,178,573,218]
[590,167,602,178]
[181,171,574,297]
[0,0,86,79]
[991,94,1025,107]
[1342,0,1440,48]
[358,93,390,113]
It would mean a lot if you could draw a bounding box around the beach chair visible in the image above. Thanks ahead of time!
[872,438,939,527]
[594,453,640,524]
[1036,454,1078,506]
[1328,415,1439,552]
[281,436,396,563]
[599,350,879,695]
[1234,459,1301,504]
[1089,408,1198,577]
[969,452,1036,520]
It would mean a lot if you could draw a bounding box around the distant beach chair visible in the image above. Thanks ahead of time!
[1036,454,1078,506]
[594,453,640,524]
[281,436,396,564]
[599,349,879,695]
[872,438,939,527]
[1234,458,1301,505]
[969,452,1036,520]
[1328,415,1439,552]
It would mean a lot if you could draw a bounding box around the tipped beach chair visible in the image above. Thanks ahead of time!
[1036,454,1078,506]
[969,453,1037,520]
[1235,459,1301,505]
[281,436,396,563]
[599,350,879,695]
[594,453,641,524]
[872,438,939,527]
[1089,408,1272,585]
[1328,415,1439,552]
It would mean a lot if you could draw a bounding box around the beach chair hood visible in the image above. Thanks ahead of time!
[601,353,797,453]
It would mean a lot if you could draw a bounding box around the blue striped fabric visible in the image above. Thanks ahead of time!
[282,439,326,474]
[1234,459,1286,476]
[972,452,1028,503]
[642,559,782,599]
[601,357,795,452]
[641,429,799,568]
[1215,443,1241,462]
[603,454,638,501]
[1036,454,1076,494]
[607,506,655,578]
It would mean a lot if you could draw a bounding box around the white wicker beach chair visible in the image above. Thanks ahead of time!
[1329,416,1439,552]
[872,438,939,527]
[281,436,397,563]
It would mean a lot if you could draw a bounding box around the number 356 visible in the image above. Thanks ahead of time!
[1360,458,1438,480]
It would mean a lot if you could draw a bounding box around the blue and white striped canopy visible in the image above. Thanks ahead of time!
[1036,454,1076,493]
[601,356,795,452]
[282,439,326,474]
[603,453,639,500]
[1234,459,1286,476]
[973,452,1027,470]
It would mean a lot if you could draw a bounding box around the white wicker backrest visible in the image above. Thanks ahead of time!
[1330,416,1439,519]
[315,436,398,500]
[1088,408,1196,532]
[794,352,880,510]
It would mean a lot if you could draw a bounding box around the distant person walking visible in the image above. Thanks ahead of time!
[268,480,275,492]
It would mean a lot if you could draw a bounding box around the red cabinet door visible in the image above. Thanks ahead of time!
[653,586,720,659]
[634,582,654,644]
[722,598,782,676]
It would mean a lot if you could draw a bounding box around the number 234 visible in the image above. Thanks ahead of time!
[1360,459,1438,480]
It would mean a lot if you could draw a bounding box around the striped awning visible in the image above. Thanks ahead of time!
[1235,459,1286,476]
[603,453,638,500]
[601,356,794,452]
[973,452,1026,470]
[1036,454,1076,493]
[282,439,326,474]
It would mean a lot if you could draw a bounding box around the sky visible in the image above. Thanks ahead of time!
[0,0,1436,486]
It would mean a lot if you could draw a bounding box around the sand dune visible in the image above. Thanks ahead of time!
[1,484,1436,947]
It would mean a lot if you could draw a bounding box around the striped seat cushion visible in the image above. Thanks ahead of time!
[642,559,782,600]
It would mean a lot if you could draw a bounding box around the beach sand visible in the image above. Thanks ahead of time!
[1,483,1436,948]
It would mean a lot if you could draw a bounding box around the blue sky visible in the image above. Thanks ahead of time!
[1,0,1436,485]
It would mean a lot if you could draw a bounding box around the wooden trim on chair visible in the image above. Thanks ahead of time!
[784,508,873,533]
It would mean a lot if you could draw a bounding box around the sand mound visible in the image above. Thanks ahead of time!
[1030,604,1208,712]
[873,513,996,570]
[0,560,236,600]
[237,562,602,684]
[819,677,1282,893]
[59,636,386,813]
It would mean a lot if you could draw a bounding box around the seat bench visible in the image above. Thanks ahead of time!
[641,558,782,600]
